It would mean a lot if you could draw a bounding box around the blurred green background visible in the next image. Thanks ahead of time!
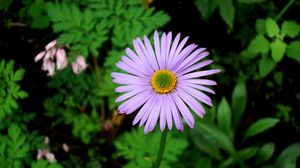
[0,0,300,167]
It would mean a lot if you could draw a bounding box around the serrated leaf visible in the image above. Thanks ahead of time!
[259,57,276,77]
[255,142,275,165]
[270,40,287,62]
[232,80,247,129]
[244,118,279,140]
[287,41,300,62]
[275,143,300,168]
[266,18,280,37]
[217,97,232,135]
[247,34,269,55]
[218,0,235,29]
[281,21,300,38]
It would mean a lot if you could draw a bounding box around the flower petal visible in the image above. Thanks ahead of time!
[154,31,162,69]
[133,93,156,125]
[45,40,57,50]
[178,85,213,107]
[167,33,181,69]
[143,35,159,70]
[170,44,197,71]
[179,79,217,85]
[177,60,213,76]
[177,88,205,117]
[172,92,195,128]
[174,48,206,73]
[178,69,221,80]
[168,94,184,131]
[34,51,46,62]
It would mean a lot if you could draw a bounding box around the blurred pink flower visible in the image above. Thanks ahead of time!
[56,49,68,70]
[44,136,49,145]
[45,40,57,50]
[62,143,69,153]
[72,56,87,75]
[34,39,70,76]
[45,152,56,163]
[34,51,46,62]
[42,60,55,76]
[44,48,56,60]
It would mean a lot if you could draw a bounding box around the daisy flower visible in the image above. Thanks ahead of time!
[112,31,220,133]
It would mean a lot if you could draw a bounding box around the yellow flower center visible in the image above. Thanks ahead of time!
[150,70,177,94]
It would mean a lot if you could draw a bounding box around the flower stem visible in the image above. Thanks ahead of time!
[275,0,295,21]
[152,131,168,168]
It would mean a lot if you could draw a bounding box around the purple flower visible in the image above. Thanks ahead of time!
[112,31,220,133]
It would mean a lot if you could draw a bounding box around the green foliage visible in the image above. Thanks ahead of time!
[287,41,300,62]
[255,142,275,165]
[31,160,63,168]
[275,143,300,168]
[0,124,29,167]
[0,60,28,121]
[46,0,170,57]
[218,0,235,29]
[0,0,13,12]
[217,97,232,135]
[270,39,287,62]
[27,0,50,29]
[231,79,247,129]
[44,69,102,144]
[266,18,280,37]
[194,0,235,29]
[259,58,276,78]
[242,17,300,78]
[190,85,280,167]
[244,118,279,140]
[281,21,300,38]
[114,128,188,168]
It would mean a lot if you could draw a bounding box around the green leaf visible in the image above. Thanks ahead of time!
[255,142,275,165]
[217,97,232,135]
[247,34,270,55]
[31,159,63,168]
[270,40,287,62]
[191,125,223,161]
[218,0,235,29]
[281,21,300,38]
[194,0,218,21]
[287,41,300,62]
[259,57,276,77]
[12,69,25,82]
[115,128,188,168]
[276,143,300,168]
[231,80,247,129]
[220,147,259,168]
[256,19,267,34]
[27,0,50,29]
[197,122,236,155]
[266,18,280,37]
[274,71,283,85]
[244,118,279,140]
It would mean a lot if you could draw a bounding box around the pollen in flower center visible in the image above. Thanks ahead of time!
[150,70,177,94]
